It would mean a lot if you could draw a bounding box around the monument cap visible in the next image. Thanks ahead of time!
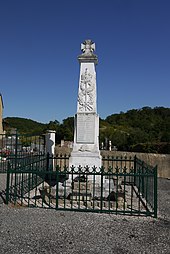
[78,39,98,64]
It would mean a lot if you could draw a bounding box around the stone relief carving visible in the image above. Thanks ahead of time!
[78,68,95,112]
[78,145,91,152]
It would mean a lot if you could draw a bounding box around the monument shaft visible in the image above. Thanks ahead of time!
[69,40,101,169]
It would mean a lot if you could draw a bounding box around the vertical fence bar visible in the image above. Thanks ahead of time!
[134,155,137,185]
[130,182,133,215]
[100,167,104,212]
[154,166,158,218]
[93,170,96,209]
[141,161,145,197]
[123,168,126,213]
[116,169,118,214]
[14,132,18,169]
[21,172,24,206]
[6,162,10,205]
[46,152,49,171]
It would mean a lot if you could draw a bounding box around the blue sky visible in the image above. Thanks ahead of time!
[0,0,170,123]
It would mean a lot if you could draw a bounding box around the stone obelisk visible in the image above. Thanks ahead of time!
[69,39,102,171]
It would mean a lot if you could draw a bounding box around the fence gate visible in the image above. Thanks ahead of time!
[5,153,157,217]
[0,133,45,203]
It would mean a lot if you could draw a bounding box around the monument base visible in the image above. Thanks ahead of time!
[69,151,102,185]
[69,151,101,168]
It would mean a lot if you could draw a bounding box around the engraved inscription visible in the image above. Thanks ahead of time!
[77,114,95,143]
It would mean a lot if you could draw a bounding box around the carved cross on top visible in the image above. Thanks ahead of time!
[81,39,95,55]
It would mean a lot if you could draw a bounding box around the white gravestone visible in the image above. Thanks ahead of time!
[69,40,102,184]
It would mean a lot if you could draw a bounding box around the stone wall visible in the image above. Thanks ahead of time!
[55,146,170,179]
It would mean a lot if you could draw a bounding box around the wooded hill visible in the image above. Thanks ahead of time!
[3,106,170,154]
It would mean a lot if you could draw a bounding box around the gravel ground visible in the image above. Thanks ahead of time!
[0,178,170,254]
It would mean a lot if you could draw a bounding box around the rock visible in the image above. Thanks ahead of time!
[107,191,125,201]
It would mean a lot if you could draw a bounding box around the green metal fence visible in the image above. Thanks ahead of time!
[0,133,45,173]
[134,157,157,217]
[5,154,47,205]
[5,154,157,217]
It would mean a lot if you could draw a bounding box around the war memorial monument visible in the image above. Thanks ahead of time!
[69,39,102,176]
[0,40,157,219]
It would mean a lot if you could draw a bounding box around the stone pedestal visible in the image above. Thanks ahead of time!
[45,130,56,156]
[45,130,56,170]
[69,40,102,185]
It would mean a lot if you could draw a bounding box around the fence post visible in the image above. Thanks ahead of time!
[46,152,50,171]
[56,167,59,209]
[14,130,18,169]
[6,162,10,205]
[154,165,158,218]
[134,155,137,185]
[142,161,144,197]
[100,166,104,212]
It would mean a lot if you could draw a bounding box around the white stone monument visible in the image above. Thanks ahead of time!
[45,130,56,169]
[69,40,102,175]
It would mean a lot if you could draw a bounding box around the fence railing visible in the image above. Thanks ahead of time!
[0,133,45,173]
[134,157,157,217]
[5,154,157,217]
[5,154,47,204]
